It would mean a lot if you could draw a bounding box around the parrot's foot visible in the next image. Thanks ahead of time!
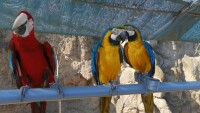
[20,85,30,101]
[145,76,160,92]
[108,81,118,91]
[50,82,64,97]
[135,72,160,95]
[134,71,144,83]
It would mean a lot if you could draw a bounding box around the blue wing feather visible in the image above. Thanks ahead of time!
[53,54,57,69]
[8,50,14,71]
[91,41,101,84]
[143,41,155,77]
[8,48,22,88]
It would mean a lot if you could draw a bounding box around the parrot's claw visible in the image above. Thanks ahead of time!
[20,85,30,101]
[145,76,160,92]
[108,81,118,91]
[135,72,160,95]
[135,71,144,83]
[50,82,64,97]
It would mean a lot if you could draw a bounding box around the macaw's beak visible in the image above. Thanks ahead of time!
[111,31,128,42]
[13,21,27,36]
[117,31,129,42]
[12,13,28,35]
[120,30,136,42]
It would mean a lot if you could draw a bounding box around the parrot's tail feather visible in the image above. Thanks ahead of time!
[141,93,154,113]
[100,97,112,113]
[31,102,46,113]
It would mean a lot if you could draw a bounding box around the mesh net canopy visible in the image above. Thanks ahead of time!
[0,0,200,42]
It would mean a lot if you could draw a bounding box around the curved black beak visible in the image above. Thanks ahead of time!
[116,31,129,42]
[13,21,27,35]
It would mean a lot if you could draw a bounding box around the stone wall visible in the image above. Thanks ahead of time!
[0,30,200,113]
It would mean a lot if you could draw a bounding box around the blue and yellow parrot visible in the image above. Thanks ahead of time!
[123,25,155,113]
[91,27,126,113]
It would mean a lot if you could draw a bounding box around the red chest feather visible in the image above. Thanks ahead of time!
[13,34,49,86]
[18,46,48,85]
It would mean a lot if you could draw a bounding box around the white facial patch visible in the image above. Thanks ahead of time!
[112,28,125,35]
[20,19,34,37]
[127,31,135,36]
[111,34,118,40]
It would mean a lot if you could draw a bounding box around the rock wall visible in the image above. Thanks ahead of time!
[0,30,200,113]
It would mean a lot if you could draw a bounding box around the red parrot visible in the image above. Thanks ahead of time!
[8,10,56,113]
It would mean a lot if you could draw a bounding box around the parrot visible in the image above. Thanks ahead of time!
[91,27,126,113]
[123,25,155,113]
[8,10,56,113]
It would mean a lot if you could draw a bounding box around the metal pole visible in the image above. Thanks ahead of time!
[56,56,62,113]
[59,100,61,113]
[0,81,200,105]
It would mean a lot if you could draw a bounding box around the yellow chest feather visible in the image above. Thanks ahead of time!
[98,46,121,84]
[128,43,151,73]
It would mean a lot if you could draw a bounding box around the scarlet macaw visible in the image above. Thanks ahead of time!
[8,11,55,113]
[91,27,126,113]
[123,25,155,113]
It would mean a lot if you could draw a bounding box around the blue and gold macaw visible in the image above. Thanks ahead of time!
[123,25,155,113]
[91,27,125,113]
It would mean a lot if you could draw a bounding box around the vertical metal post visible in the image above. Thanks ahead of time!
[58,100,62,113]
[56,58,62,113]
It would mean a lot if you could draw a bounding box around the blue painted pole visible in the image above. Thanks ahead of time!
[0,81,200,105]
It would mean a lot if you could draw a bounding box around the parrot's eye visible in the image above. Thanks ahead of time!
[14,21,27,35]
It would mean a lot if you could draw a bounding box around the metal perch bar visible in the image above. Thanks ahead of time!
[0,81,200,105]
